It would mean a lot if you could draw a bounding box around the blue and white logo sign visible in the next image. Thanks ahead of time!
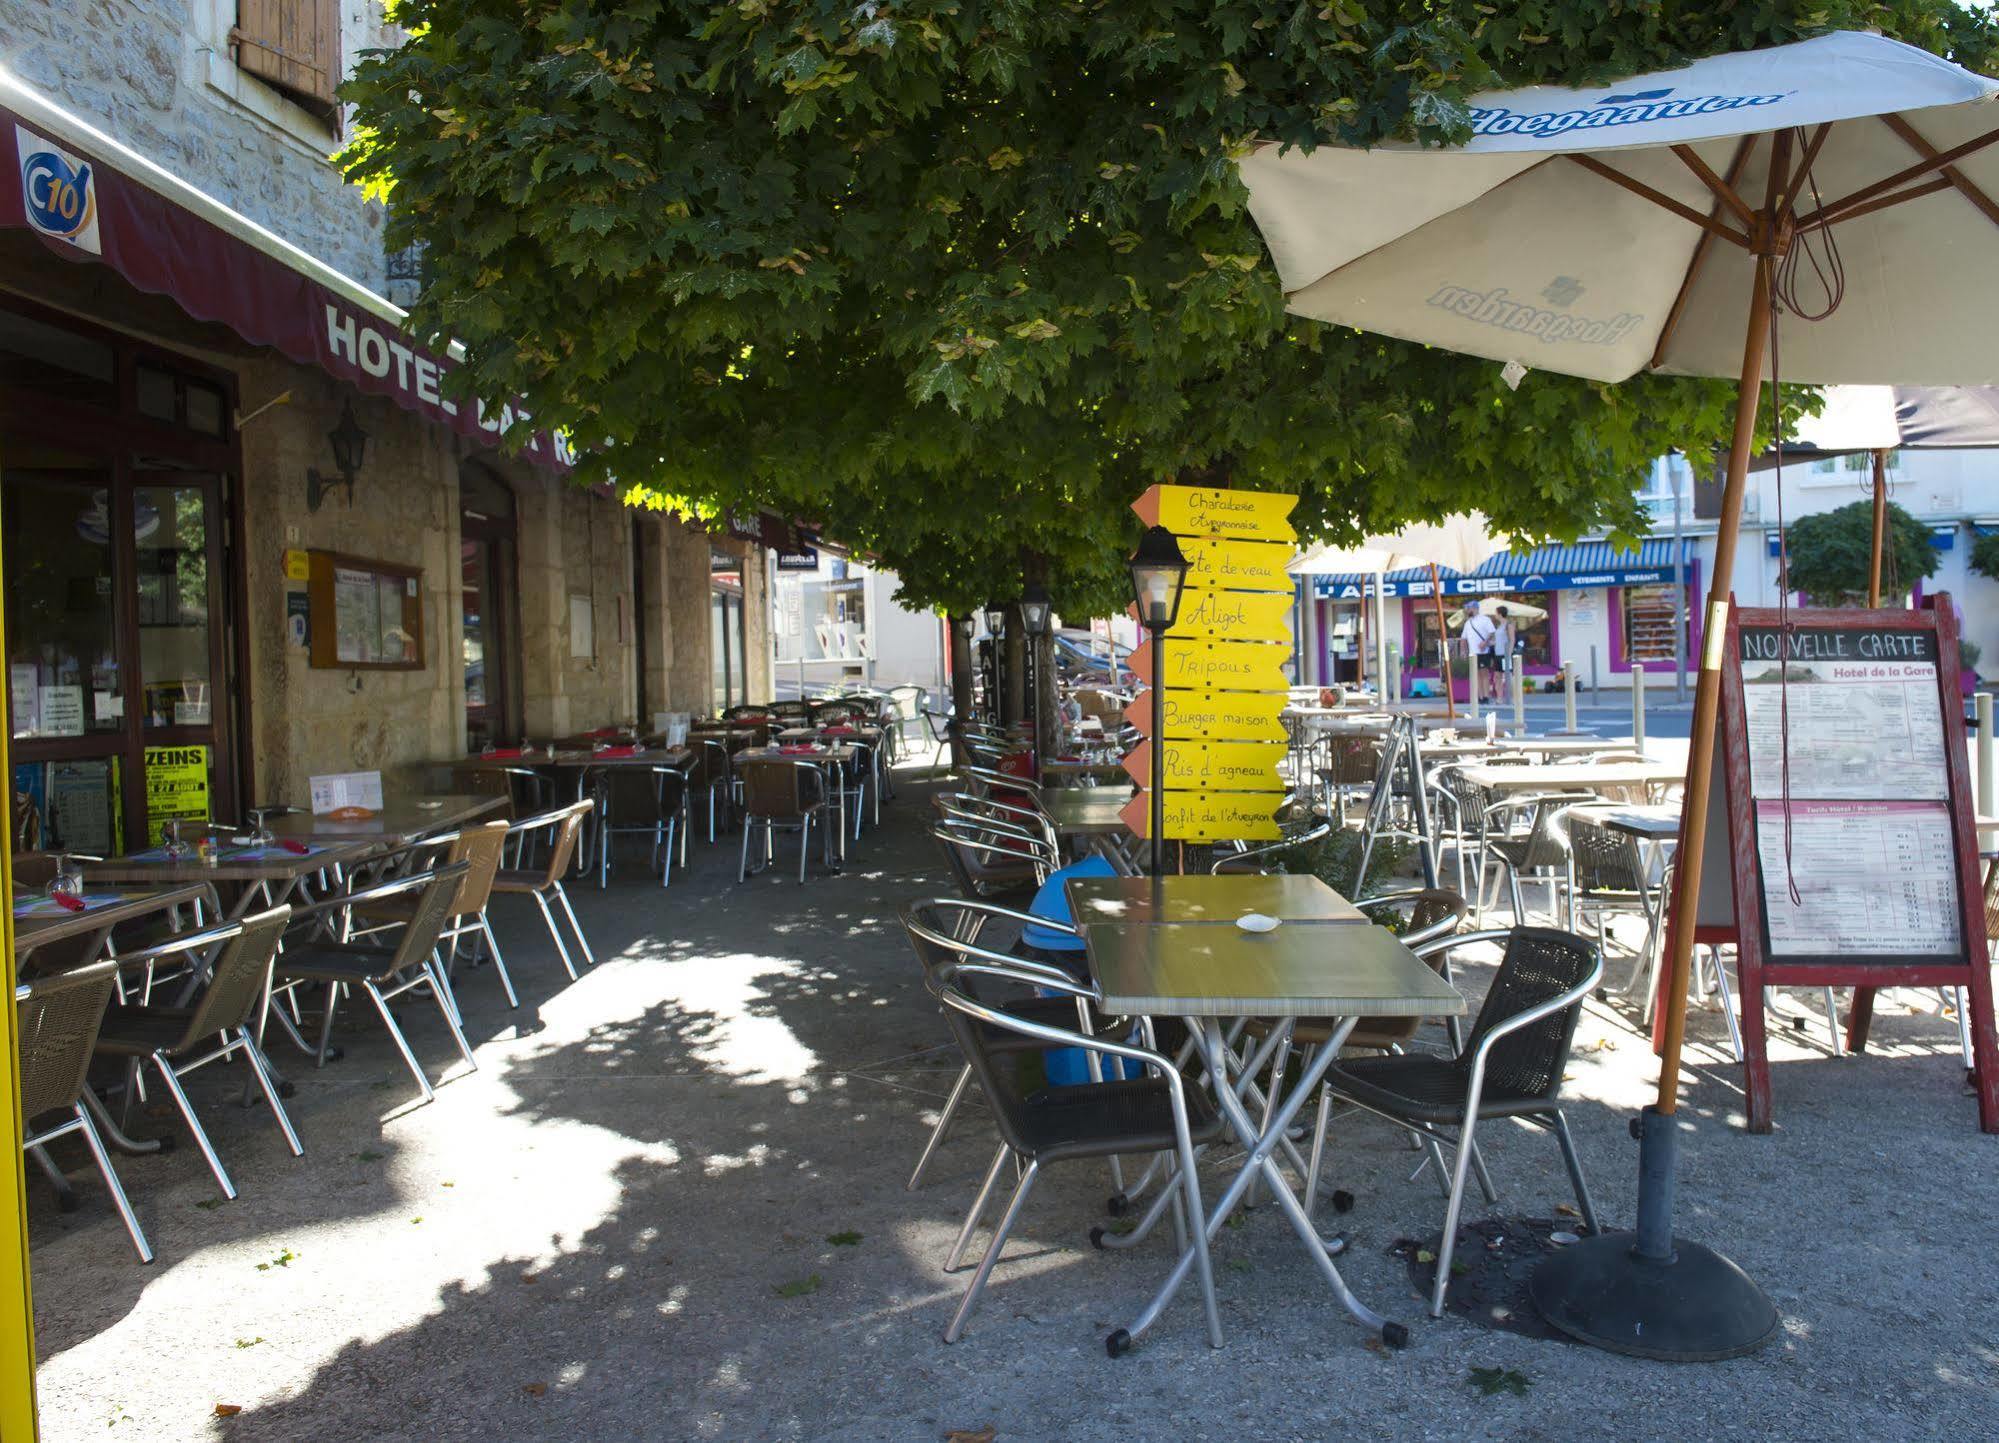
[1466,86,1789,140]
[17,126,101,254]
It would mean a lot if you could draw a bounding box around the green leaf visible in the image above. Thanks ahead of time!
[772,1274,823,1297]
[1468,1366,1533,1396]
[825,1231,863,1247]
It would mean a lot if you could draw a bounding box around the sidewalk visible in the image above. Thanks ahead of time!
[23,775,1996,1440]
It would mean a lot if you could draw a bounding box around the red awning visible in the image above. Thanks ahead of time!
[0,67,571,470]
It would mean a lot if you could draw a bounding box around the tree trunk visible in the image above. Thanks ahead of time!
[947,614,974,756]
[1004,615,1027,730]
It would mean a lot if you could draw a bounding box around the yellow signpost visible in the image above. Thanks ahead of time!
[1129,638,1291,694]
[1119,789,1286,842]
[1133,483,1299,543]
[1163,588,1295,643]
[1126,689,1290,742]
[0,460,40,1441]
[1122,739,1289,793]
[1126,484,1298,853]
[1179,537,1295,593]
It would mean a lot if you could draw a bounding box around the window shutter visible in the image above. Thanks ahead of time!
[232,1,340,109]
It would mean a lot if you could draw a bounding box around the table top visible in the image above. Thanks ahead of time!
[734,745,859,765]
[774,726,882,744]
[81,838,373,885]
[1423,736,1629,759]
[13,882,215,953]
[1571,802,1683,840]
[1085,920,1467,1018]
[1457,761,1682,794]
[1068,873,1366,926]
[548,747,692,769]
[264,794,506,845]
[1044,787,1136,835]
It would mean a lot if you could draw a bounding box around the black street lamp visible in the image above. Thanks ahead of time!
[1020,584,1052,779]
[1126,526,1188,875]
[982,602,1008,727]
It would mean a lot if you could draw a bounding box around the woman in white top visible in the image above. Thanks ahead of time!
[1462,600,1499,702]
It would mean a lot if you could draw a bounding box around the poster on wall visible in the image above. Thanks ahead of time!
[47,759,116,855]
[570,594,595,659]
[143,744,211,846]
[334,566,381,663]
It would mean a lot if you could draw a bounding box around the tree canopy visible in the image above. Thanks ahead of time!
[342,1,1996,616]
[1783,497,1938,606]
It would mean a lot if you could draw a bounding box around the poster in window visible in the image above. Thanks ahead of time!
[37,684,84,737]
[47,759,115,855]
[143,744,211,846]
[9,663,36,736]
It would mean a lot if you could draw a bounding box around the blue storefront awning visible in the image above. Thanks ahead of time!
[1309,538,1690,600]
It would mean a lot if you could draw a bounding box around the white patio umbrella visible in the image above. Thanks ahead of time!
[1291,514,1502,712]
[1241,28,1999,1357]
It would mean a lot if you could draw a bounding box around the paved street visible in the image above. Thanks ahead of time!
[23,773,1997,1441]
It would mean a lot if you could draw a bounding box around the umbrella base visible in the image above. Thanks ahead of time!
[1530,1232,1778,1362]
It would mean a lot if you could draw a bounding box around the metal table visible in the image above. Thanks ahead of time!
[1079,917,1465,1350]
[12,883,216,964]
[82,841,374,921]
[1457,761,1682,797]
[1068,873,1365,927]
[735,745,861,861]
[264,794,507,846]
[1042,786,1138,873]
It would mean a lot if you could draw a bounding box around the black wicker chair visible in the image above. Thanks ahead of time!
[1323,925,1603,1317]
[903,900,1225,1349]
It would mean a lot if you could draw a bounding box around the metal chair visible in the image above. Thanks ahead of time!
[928,817,1055,908]
[1208,822,1336,875]
[94,907,297,1202]
[904,903,1225,1347]
[493,801,596,979]
[1322,926,1604,1317]
[1481,792,1597,926]
[592,763,693,887]
[355,822,517,1008]
[901,897,1116,1191]
[1566,812,1658,953]
[737,757,831,883]
[273,865,476,1104]
[18,959,153,1262]
[693,737,736,841]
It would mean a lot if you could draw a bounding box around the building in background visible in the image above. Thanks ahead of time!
[769,545,949,701]
[0,12,766,854]
[1302,448,1999,699]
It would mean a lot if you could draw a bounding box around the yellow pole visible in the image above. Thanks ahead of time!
[0,440,42,1437]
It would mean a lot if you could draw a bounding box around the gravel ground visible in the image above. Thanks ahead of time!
[24,774,1999,1441]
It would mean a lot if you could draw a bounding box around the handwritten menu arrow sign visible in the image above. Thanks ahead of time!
[1125,689,1290,743]
[1125,483,1298,851]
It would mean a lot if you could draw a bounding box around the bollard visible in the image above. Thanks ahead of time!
[1465,655,1480,722]
[1511,664,1526,735]
[1387,642,1402,703]
[1589,645,1600,701]
[1979,692,1994,818]
[1563,663,1579,733]
[1632,664,1648,755]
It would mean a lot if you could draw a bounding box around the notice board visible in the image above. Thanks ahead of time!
[306,551,424,670]
[1699,598,1997,1132]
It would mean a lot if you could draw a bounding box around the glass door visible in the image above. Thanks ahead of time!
[459,464,520,749]
[3,302,240,853]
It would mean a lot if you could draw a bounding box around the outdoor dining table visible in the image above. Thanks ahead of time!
[1423,735,1630,760]
[1071,900,1466,1351]
[82,839,376,921]
[1042,786,1138,873]
[264,793,509,847]
[1456,760,1682,797]
[12,882,217,966]
[1040,757,1129,786]
[734,744,861,861]
[1068,872,1366,925]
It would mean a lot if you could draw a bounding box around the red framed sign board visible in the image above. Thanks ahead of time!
[1658,597,1998,1133]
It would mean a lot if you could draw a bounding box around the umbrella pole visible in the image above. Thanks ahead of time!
[1532,255,1778,1362]
[1430,564,1455,719]
[1868,448,1888,608]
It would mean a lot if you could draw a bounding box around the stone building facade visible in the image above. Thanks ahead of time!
[0,6,770,842]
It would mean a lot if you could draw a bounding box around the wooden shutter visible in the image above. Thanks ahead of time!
[232,1,340,109]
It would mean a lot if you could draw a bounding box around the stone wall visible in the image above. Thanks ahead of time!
[4,0,400,291]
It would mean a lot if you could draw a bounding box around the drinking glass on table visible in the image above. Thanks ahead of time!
[48,853,85,901]
[161,819,192,860]
[246,808,275,846]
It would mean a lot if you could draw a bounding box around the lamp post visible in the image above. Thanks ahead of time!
[1020,583,1052,781]
[1127,526,1188,877]
[982,602,1007,728]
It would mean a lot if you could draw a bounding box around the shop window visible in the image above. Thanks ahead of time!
[1621,583,1687,666]
[134,363,230,438]
[231,1,342,126]
[4,453,124,741]
[0,309,114,410]
[1414,594,1551,670]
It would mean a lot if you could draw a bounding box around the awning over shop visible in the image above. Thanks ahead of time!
[1308,538,1690,599]
[0,65,572,470]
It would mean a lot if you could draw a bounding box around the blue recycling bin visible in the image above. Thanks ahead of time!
[1021,856,1136,1085]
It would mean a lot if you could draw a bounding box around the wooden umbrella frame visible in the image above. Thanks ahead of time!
[1574,118,1999,1119]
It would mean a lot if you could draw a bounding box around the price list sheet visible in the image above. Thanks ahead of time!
[1755,800,1961,956]
[1738,628,1960,958]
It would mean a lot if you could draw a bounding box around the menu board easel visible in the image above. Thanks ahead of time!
[1667,597,1998,1133]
